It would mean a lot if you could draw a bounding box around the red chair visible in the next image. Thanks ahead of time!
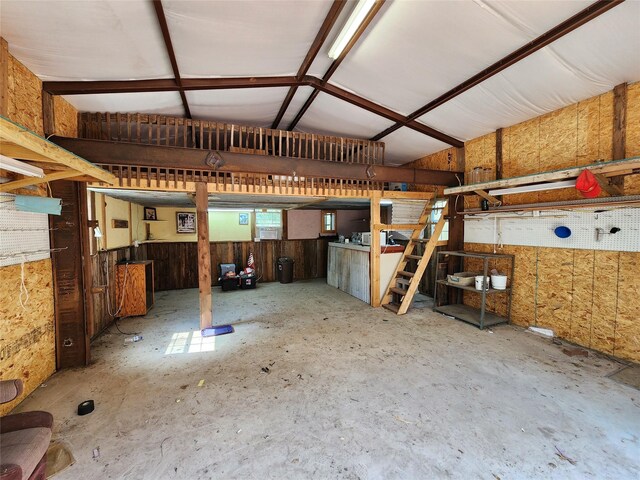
[0,380,52,480]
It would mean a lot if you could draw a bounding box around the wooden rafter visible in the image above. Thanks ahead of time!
[272,0,347,129]
[370,0,624,141]
[152,0,191,118]
[0,116,116,185]
[287,0,386,131]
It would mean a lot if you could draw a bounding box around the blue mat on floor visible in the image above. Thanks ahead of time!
[201,325,234,337]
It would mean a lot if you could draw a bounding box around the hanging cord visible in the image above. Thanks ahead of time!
[18,256,29,310]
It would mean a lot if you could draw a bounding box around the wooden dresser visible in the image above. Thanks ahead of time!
[115,260,154,317]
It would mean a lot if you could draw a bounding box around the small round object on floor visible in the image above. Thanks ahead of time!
[77,400,95,416]
[554,226,572,238]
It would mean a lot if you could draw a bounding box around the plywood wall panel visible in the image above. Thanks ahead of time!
[7,55,42,135]
[0,259,55,415]
[569,250,594,347]
[624,83,640,195]
[536,248,574,338]
[576,96,601,165]
[613,252,640,361]
[502,118,540,205]
[53,96,78,137]
[598,91,614,162]
[539,105,579,203]
[590,250,619,355]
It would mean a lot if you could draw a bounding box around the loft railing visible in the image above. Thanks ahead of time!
[94,164,384,197]
[78,112,385,165]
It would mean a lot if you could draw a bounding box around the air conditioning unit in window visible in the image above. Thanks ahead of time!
[257,227,280,240]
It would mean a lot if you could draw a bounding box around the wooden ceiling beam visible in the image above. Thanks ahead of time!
[50,136,462,186]
[370,0,625,141]
[271,0,347,129]
[286,0,386,131]
[152,0,191,118]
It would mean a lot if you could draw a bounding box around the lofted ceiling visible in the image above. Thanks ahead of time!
[2,0,639,165]
[89,188,371,210]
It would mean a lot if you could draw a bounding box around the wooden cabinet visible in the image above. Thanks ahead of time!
[115,261,154,317]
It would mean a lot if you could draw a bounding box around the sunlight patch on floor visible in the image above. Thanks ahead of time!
[165,330,215,355]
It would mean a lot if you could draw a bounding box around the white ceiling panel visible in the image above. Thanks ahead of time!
[0,0,173,80]
[382,127,451,166]
[164,0,333,77]
[186,88,289,127]
[330,0,592,116]
[420,1,640,142]
[295,92,393,139]
[276,86,316,130]
[64,92,184,116]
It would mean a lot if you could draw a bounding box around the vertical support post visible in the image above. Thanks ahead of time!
[196,181,212,329]
[446,146,465,304]
[42,90,55,136]
[370,191,381,307]
[611,82,627,190]
[0,37,8,117]
[495,128,503,180]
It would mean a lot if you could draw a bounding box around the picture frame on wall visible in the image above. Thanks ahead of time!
[176,212,196,234]
[144,206,157,221]
[239,213,249,225]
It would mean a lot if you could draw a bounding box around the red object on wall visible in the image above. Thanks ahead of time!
[575,170,601,198]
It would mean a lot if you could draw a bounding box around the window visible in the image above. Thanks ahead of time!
[430,200,449,241]
[321,210,337,235]
[255,209,282,239]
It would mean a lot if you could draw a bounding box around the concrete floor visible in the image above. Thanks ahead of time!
[17,279,639,479]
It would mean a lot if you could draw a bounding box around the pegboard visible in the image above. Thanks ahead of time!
[464,207,640,252]
[0,194,51,267]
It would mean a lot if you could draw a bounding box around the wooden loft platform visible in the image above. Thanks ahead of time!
[444,156,640,206]
[0,116,116,192]
[78,112,386,165]
[52,134,461,198]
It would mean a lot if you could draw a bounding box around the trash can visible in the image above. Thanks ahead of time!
[277,257,294,284]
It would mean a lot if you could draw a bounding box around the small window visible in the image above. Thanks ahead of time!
[255,209,283,240]
[321,210,337,235]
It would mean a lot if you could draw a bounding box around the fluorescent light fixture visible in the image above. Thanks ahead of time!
[488,180,576,196]
[380,199,393,206]
[0,154,45,178]
[328,0,376,59]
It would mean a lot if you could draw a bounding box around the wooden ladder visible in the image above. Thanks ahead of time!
[381,199,448,315]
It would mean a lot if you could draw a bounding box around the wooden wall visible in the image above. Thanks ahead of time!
[146,239,328,291]
[412,82,640,363]
[0,38,81,412]
[0,260,56,415]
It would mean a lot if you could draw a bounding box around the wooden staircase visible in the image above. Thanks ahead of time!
[381,199,448,315]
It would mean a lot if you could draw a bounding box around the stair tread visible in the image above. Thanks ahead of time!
[397,270,415,277]
[411,238,433,243]
[389,287,407,296]
[382,303,400,313]
[405,254,422,260]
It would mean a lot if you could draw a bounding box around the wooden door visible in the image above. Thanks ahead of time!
[49,181,93,368]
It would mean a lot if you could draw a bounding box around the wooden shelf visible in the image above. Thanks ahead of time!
[0,116,116,192]
[436,279,510,294]
[443,156,640,197]
[435,304,509,328]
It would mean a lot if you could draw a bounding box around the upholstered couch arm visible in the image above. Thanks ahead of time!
[0,463,22,480]
[0,380,23,405]
[0,411,53,435]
